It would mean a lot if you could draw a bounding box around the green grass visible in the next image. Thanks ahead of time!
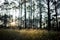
[0,29,60,40]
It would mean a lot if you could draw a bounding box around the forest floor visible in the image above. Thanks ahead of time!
[0,29,60,40]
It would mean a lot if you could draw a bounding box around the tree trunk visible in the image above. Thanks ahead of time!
[33,1,35,28]
[47,0,51,30]
[24,0,27,28]
[55,4,58,31]
[21,0,22,27]
[30,0,32,28]
[39,8,42,28]
[39,0,42,28]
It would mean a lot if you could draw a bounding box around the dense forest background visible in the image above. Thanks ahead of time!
[0,0,60,31]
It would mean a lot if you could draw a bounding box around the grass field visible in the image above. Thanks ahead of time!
[0,29,60,40]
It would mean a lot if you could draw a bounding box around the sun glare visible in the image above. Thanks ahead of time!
[10,22,16,26]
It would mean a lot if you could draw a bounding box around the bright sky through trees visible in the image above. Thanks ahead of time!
[0,0,60,21]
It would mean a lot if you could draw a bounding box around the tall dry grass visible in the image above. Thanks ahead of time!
[0,29,60,40]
